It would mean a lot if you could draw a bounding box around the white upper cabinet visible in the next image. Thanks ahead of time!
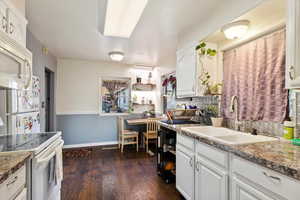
[0,1,8,33]
[286,0,300,88]
[7,7,27,46]
[176,43,197,98]
[176,42,220,98]
[0,0,27,47]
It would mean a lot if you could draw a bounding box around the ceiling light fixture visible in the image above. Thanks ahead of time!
[109,51,124,61]
[104,0,148,38]
[222,20,250,40]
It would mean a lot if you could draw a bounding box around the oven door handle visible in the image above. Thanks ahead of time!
[36,140,64,164]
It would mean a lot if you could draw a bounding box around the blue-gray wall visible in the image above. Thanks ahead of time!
[57,114,144,145]
[26,30,57,132]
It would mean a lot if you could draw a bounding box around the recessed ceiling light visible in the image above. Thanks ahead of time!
[104,0,148,38]
[222,20,250,40]
[109,51,124,61]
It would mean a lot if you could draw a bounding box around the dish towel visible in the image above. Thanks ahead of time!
[48,157,55,184]
[55,145,63,184]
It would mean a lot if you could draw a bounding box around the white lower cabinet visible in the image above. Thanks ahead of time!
[195,156,228,200]
[176,132,300,200]
[176,145,195,200]
[0,165,27,200]
[232,177,275,200]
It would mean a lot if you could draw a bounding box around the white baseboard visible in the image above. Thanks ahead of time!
[63,141,118,149]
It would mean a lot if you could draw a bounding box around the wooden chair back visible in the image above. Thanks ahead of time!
[146,118,158,134]
[118,117,125,134]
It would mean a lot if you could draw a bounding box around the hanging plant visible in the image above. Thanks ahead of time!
[195,42,217,57]
[195,41,218,95]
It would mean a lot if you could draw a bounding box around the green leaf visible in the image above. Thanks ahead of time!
[200,42,206,48]
[195,45,201,50]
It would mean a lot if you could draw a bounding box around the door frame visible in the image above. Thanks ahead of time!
[45,68,55,132]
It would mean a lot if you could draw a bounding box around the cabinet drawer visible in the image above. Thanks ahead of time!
[196,141,228,169]
[0,165,26,200]
[15,187,27,200]
[232,156,300,200]
[177,133,194,151]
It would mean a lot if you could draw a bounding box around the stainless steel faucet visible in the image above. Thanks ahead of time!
[229,96,242,131]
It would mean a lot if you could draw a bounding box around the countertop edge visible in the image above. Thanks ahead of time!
[0,152,32,185]
[178,129,300,181]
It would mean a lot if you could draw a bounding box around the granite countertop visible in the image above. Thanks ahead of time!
[0,151,32,184]
[179,128,300,181]
[157,120,203,132]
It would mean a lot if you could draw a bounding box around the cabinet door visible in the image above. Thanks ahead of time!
[195,158,228,200]
[232,177,276,200]
[7,8,27,46]
[176,146,194,200]
[286,0,300,88]
[0,1,8,33]
[176,46,197,97]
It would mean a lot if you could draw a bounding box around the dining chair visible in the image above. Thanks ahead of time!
[143,118,158,153]
[118,117,139,153]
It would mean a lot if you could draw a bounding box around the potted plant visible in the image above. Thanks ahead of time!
[207,105,223,127]
[195,42,217,95]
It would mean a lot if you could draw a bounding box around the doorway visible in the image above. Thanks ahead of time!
[45,68,55,132]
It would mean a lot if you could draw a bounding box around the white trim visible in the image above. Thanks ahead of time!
[63,141,118,149]
[56,111,99,115]
[99,112,131,116]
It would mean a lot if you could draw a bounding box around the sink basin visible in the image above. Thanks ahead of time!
[181,126,278,145]
[214,134,277,145]
[182,126,240,137]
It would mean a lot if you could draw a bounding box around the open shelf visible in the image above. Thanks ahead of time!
[132,83,156,91]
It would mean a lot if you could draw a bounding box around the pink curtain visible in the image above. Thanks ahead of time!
[222,29,288,122]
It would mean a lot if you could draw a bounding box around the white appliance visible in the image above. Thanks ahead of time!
[31,132,64,200]
[0,132,64,200]
[6,76,41,134]
[0,31,32,90]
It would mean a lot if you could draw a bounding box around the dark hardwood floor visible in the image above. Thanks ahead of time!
[62,146,182,200]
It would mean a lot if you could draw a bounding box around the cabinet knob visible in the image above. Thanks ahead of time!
[195,161,200,172]
[189,157,193,167]
[9,23,14,34]
[1,16,7,30]
[289,65,295,80]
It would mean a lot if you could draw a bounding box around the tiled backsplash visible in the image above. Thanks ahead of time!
[174,95,284,137]
[176,96,219,108]
[225,119,283,137]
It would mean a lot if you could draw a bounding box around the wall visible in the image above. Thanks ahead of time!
[26,30,58,132]
[178,0,265,49]
[56,58,167,145]
[9,0,25,16]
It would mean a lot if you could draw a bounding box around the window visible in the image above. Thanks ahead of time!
[100,77,131,114]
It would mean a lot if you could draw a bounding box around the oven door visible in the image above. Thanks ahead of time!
[31,139,64,200]
[0,46,31,90]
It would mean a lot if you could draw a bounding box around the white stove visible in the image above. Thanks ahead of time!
[0,132,64,200]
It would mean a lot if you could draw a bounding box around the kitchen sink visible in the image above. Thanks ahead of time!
[181,126,278,145]
[214,134,277,145]
[182,126,240,137]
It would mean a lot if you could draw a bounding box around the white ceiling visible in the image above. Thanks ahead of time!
[26,0,226,67]
[205,0,285,46]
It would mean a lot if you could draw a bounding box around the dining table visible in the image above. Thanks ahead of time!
[126,117,163,155]
[126,117,163,126]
